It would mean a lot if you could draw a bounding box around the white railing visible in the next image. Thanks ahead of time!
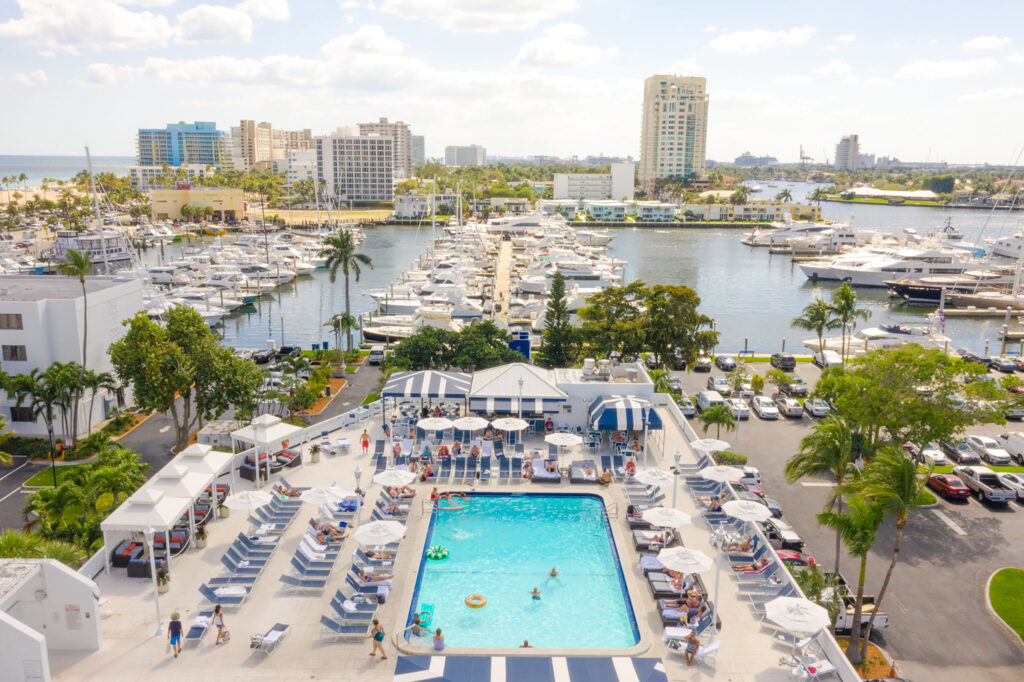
[78,547,107,580]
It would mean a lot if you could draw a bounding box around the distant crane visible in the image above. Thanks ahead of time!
[799,145,813,168]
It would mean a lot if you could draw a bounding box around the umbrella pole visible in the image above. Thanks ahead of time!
[712,547,721,639]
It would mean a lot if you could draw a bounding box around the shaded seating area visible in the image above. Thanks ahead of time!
[231,414,304,484]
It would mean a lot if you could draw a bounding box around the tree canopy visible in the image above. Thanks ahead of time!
[385,321,525,373]
[539,272,578,368]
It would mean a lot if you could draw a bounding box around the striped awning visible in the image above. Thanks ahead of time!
[382,371,472,399]
[469,397,563,414]
[394,656,667,682]
[588,395,663,431]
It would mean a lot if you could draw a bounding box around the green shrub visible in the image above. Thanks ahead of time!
[712,450,747,466]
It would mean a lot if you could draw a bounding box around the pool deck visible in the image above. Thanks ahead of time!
[51,409,828,681]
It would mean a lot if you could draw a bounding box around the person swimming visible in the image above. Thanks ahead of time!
[548,567,558,579]
[530,586,541,600]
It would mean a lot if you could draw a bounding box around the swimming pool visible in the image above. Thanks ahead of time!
[406,493,639,649]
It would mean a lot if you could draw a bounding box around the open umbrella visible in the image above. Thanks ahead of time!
[221,490,273,510]
[641,507,691,528]
[634,469,675,488]
[492,417,529,431]
[722,499,773,523]
[373,469,418,487]
[764,596,831,635]
[300,486,358,505]
[699,465,746,484]
[544,432,583,447]
[417,417,455,431]
[452,416,489,431]
[656,546,714,575]
[690,438,731,454]
[353,520,406,546]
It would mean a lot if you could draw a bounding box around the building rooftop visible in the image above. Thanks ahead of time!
[0,560,38,602]
[0,276,134,302]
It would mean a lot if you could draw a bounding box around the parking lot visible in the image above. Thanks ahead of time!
[674,359,1024,682]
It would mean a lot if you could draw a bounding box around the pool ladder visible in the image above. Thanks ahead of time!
[604,502,619,520]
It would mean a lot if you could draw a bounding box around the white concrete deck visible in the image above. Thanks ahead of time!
[51,408,838,682]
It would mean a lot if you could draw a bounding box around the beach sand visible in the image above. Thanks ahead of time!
[0,186,88,207]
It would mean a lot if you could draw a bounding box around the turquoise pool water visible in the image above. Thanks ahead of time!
[407,493,639,649]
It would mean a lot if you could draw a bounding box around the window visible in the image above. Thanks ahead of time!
[0,313,23,330]
[10,406,32,422]
[2,345,27,361]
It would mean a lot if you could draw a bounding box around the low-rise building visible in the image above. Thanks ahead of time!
[537,199,579,219]
[393,193,459,219]
[149,187,247,222]
[444,144,486,167]
[488,197,530,214]
[583,200,627,221]
[127,164,210,191]
[553,163,635,201]
[629,201,677,222]
[679,202,822,221]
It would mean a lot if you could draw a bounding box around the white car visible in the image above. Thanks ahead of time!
[732,465,762,486]
[997,472,1024,500]
[774,396,804,418]
[734,374,755,399]
[707,376,730,393]
[676,396,696,417]
[725,398,750,420]
[804,397,830,417]
[966,435,1014,466]
[751,396,779,420]
[917,443,947,466]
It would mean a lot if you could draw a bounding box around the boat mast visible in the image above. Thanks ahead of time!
[84,146,109,274]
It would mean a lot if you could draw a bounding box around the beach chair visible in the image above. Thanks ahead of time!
[453,456,467,484]
[510,456,523,478]
[479,456,491,483]
[374,455,387,474]
[320,615,369,642]
[437,458,452,482]
[278,476,309,493]
[374,440,385,457]
[498,456,510,484]
[482,440,494,458]
[290,556,333,578]
[279,573,328,593]
[667,638,721,666]
[329,597,376,623]
[394,454,408,468]
[220,554,264,577]
[184,609,214,647]
[234,534,276,557]
[250,623,289,656]
[353,547,396,569]
[345,573,385,595]
[199,582,251,606]
[207,574,259,588]
[600,454,613,473]
[494,440,504,457]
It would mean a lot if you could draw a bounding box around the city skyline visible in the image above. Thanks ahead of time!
[2,0,1023,164]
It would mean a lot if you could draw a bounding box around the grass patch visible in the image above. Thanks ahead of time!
[361,392,380,406]
[25,464,86,487]
[737,356,814,363]
[989,568,1024,641]
[914,489,937,505]
[345,365,359,373]
[921,465,1024,475]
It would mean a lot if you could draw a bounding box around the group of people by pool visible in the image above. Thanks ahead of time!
[429,488,468,509]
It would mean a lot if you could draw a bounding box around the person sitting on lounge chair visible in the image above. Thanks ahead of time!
[364,549,393,561]
[312,522,346,539]
[422,444,432,459]
[437,444,450,458]
[723,536,754,553]
[361,570,394,583]
[453,441,462,456]
[409,459,420,474]
[419,463,434,482]
[388,486,415,499]
[380,501,403,515]
[545,418,555,434]
[733,557,771,572]
[646,531,671,545]
[612,430,625,444]
[625,458,636,475]
[697,492,726,513]
[598,470,612,486]
[483,427,494,441]
[316,531,345,543]
[274,484,301,498]
[544,460,557,474]
[522,460,534,480]
[392,442,402,457]
[470,444,480,457]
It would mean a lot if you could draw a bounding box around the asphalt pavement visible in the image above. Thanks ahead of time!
[675,360,1024,682]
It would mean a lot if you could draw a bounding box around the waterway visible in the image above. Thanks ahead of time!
[137,180,1024,356]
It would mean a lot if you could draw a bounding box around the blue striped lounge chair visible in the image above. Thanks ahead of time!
[279,476,309,492]
[374,440,385,456]
[291,556,333,578]
[498,456,510,483]
[353,547,395,568]
[199,582,250,606]
[320,615,369,641]
[330,597,375,623]
[374,456,387,474]
[453,456,467,483]
[184,609,214,646]
[207,574,259,587]
[345,573,382,595]
[279,573,327,592]
[479,456,491,482]
[438,458,452,482]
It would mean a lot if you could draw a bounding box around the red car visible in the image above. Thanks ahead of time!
[730,481,765,497]
[928,473,970,499]
[777,550,816,567]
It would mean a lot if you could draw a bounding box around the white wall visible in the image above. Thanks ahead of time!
[0,611,50,682]
[3,563,102,652]
[610,163,635,201]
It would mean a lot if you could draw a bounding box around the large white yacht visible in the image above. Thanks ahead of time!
[986,230,1024,259]
[803,315,952,356]
[742,221,838,247]
[797,245,978,287]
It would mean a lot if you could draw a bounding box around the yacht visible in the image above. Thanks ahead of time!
[147,266,192,286]
[798,245,978,287]
[887,266,1018,303]
[804,316,951,356]
[53,229,132,264]
[742,221,837,247]
[986,230,1024,259]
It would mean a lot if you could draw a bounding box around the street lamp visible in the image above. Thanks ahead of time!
[143,526,162,634]
[517,376,524,419]
[672,448,682,509]
[354,464,362,491]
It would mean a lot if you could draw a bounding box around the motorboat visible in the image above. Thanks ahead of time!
[887,267,1018,303]
[798,244,980,287]
[742,221,837,247]
[804,316,951,356]
[147,266,192,286]
[986,230,1024,259]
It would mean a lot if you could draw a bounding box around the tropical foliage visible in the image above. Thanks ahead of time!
[0,530,86,568]
[321,231,373,351]
[384,321,525,373]
[697,403,735,439]
[539,271,578,368]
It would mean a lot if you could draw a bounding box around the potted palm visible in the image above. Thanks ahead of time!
[195,526,208,549]
[157,571,170,594]
[310,443,321,464]
[218,503,230,518]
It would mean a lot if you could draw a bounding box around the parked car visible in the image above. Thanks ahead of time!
[667,376,683,395]
[813,350,843,369]
[996,472,1024,500]
[696,390,726,412]
[751,396,779,420]
[715,354,737,371]
[759,518,804,551]
[927,473,971,499]
[995,432,1024,465]
[707,375,731,393]
[990,356,1018,373]
[694,355,713,372]
[252,348,276,364]
[733,373,755,399]
[953,465,1018,504]
[770,353,796,371]
[735,490,783,518]
[780,376,809,397]
[729,480,765,497]
[957,346,992,367]
[965,434,1014,465]
[275,345,300,360]
[830,571,889,635]
[776,549,816,568]
[803,397,830,417]
[1005,403,1024,420]
[675,396,696,417]
[368,345,386,364]
[732,466,762,487]
[903,441,947,466]
[774,395,804,418]
[941,439,982,464]
[725,397,750,420]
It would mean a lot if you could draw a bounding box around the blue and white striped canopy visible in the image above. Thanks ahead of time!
[382,371,472,399]
[469,396,563,414]
[394,656,667,682]
[588,395,663,431]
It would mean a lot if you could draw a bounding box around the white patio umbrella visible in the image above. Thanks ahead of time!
[656,546,714,575]
[491,417,529,431]
[353,520,406,546]
[544,432,583,447]
[690,438,731,454]
[699,465,746,484]
[634,469,675,488]
[373,468,418,487]
[300,486,358,505]
[641,507,691,528]
[452,416,489,431]
[417,416,455,432]
[722,499,773,523]
[764,596,831,635]
[221,490,273,510]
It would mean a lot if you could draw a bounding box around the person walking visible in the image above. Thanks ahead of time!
[167,612,183,658]
[360,429,371,456]
[368,619,387,659]
[213,604,227,645]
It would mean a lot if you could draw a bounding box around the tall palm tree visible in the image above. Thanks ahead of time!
[87,461,144,513]
[81,370,116,432]
[9,369,60,486]
[830,283,871,361]
[854,447,929,658]
[321,231,373,351]
[697,403,736,439]
[817,496,884,664]
[792,297,839,353]
[647,368,673,394]
[784,415,858,574]
[58,249,93,442]
[775,189,793,202]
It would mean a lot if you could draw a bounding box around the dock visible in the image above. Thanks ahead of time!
[939,307,1019,319]
[493,240,512,321]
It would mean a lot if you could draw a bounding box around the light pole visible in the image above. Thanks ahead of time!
[143,526,162,634]
[354,464,362,491]
[672,448,682,509]
[517,377,524,419]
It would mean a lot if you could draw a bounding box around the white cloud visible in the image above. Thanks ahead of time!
[113,0,176,5]
[812,59,851,76]
[175,4,253,43]
[834,33,855,42]
[542,22,586,40]
[1008,53,1024,64]
[962,35,1010,50]
[959,87,1024,102]
[344,13,355,23]
[709,25,815,54]
[338,0,359,7]
[865,76,893,87]
[515,27,614,68]
[322,24,405,56]
[774,74,810,85]
[896,58,998,80]
[0,0,173,54]
[84,62,143,85]
[666,58,700,74]
[377,0,578,32]
[238,0,290,20]
[703,25,719,33]
[13,69,47,86]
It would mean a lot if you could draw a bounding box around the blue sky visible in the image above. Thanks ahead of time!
[1,0,1023,163]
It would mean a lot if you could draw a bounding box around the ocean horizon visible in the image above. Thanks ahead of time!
[0,154,137,187]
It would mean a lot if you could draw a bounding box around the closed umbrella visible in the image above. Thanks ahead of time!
[222,490,273,510]
[373,469,418,487]
[699,465,746,484]
[634,469,675,488]
[300,486,358,505]
[641,507,691,528]
[690,438,731,454]
[417,417,455,432]
[722,499,773,523]
[452,416,489,431]
[353,520,406,546]
[764,597,831,635]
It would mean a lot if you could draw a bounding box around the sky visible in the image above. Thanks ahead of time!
[1,0,1023,164]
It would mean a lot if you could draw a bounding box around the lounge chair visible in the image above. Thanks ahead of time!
[370,508,407,524]
[633,529,676,550]
[233,534,276,556]
[452,457,467,484]
[531,458,561,482]
[374,440,385,456]
[482,441,494,457]
[570,460,598,484]
[666,638,721,666]
[220,554,264,576]
[493,440,504,457]
[225,546,270,567]
[279,573,327,593]
[199,582,251,606]
[290,556,333,578]
[207,574,259,587]
[353,547,396,568]
[331,589,378,612]
[184,609,214,646]
[250,622,289,656]
[329,597,376,623]
[320,615,369,642]
[498,456,510,483]
[479,456,491,483]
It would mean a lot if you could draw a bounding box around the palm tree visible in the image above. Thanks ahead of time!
[791,297,840,354]
[87,460,144,513]
[647,368,673,394]
[9,369,61,486]
[854,446,929,658]
[775,188,793,202]
[830,283,871,361]
[784,415,858,574]
[697,403,735,439]
[323,315,343,351]
[817,496,884,664]
[0,530,85,567]
[792,565,843,629]
[81,370,116,433]
[320,231,373,351]
[58,249,93,442]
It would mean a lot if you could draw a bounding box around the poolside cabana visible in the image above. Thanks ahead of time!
[230,414,304,485]
[100,488,194,575]
[588,395,663,465]
[468,364,567,419]
[381,370,472,439]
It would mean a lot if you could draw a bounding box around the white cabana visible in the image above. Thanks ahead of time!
[468,363,567,414]
[146,464,214,547]
[100,488,194,575]
[231,414,304,485]
[171,444,235,520]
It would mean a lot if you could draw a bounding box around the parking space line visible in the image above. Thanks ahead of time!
[0,459,30,482]
[799,481,835,487]
[0,487,29,503]
[932,509,967,536]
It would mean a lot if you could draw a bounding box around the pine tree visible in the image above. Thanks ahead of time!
[540,272,577,368]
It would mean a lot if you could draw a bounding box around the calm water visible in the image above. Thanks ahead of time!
[407,493,637,649]
[0,155,135,187]
[139,180,1024,354]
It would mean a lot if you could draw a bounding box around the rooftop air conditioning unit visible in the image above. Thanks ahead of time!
[598,359,610,375]
[626,368,638,383]
[582,358,596,376]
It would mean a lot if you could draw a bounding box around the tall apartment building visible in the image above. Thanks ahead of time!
[638,75,709,191]
[285,149,317,186]
[136,121,232,170]
[273,127,313,152]
[411,135,425,166]
[315,127,394,202]
[444,144,486,167]
[553,162,635,201]
[834,134,859,171]
[230,120,314,171]
[357,117,411,179]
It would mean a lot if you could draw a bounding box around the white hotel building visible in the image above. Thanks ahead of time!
[553,163,635,201]
[639,75,709,191]
[314,128,394,202]
[0,276,144,438]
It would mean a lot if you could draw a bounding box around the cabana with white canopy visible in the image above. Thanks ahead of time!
[172,443,235,500]
[380,370,472,430]
[230,414,303,485]
[100,488,194,575]
[588,395,663,465]
[468,364,567,415]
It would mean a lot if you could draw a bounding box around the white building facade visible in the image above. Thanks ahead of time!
[639,74,709,191]
[0,276,144,438]
[285,149,317,186]
[314,128,394,202]
[411,135,425,166]
[393,193,460,219]
[835,134,859,171]
[553,162,635,201]
[358,117,412,179]
[127,164,209,190]
[444,144,486,167]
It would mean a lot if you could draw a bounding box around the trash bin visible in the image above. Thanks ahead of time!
[325,386,332,396]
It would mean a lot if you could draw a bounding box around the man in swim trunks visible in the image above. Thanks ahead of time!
[530,586,541,600]
[548,567,558,579]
